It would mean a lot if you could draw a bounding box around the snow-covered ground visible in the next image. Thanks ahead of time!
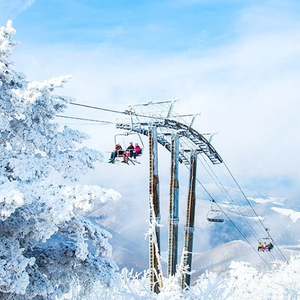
[81,194,300,299]
[191,240,295,280]
[2,20,300,299]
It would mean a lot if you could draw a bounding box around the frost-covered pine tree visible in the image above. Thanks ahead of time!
[0,21,121,299]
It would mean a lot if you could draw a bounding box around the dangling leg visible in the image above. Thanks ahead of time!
[109,151,116,163]
[122,152,129,164]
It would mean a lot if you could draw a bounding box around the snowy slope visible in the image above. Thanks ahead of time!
[191,240,295,282]
[86,193,300,277]
[109,229,148,272]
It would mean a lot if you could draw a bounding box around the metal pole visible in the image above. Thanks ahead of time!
[149,126,162,293]
[168,134,179,276]
[181,151,197,289]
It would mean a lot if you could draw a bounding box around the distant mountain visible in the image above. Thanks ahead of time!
[86,192,300,277]
[191,240,295,282]
[108,229,148,273]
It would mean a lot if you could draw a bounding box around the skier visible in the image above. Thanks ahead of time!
[266,242,273,251]
[122,142,134,164]
[109,144,123,163]
[133,143,141,159]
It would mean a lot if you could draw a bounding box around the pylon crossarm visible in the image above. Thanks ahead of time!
[116,118,222,165]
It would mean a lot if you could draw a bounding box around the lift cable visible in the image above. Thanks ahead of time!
[188,167,273,270]
[217,164,268,237]
[56,104,286,264]
[197,154,281,261]
[69,102,197,121]
[217,164,272,238]
[196,153,262,242]
[210,162,281,262]
[215,164,279,261]
[178,138,262,243]
[179,141,277,263]
[222,161,288,263]
[70,102,126,116]
[223,161,288,263]
[56,114,115,124]
[176,142,275,265]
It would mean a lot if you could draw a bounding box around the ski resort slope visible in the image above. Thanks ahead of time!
[191,239,295,282]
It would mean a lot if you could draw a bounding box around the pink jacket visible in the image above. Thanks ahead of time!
[134,146,141,154]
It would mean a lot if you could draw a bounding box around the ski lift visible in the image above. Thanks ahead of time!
[257,228,274,252]
[113,132,144,163]
[206,200,224,223]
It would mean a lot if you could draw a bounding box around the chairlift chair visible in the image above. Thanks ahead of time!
[113,131,144,162]
[257,228,274,252]
[206,200,224,223]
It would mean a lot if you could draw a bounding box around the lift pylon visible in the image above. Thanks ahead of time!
[114,101,223,291]
[168,134,180,276]
[181,151,197,289]
[148,126,163,293]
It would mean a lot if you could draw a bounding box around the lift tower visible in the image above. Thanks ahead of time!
[168,134,180,276]
[115,100,223,292]
[182,151,198,288]
[148,126,163,292]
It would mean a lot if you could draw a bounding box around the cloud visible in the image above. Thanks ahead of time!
[10,1,300,198]
[0,0,35,22]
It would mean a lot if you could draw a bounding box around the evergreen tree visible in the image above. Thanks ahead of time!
[0,21,120,299]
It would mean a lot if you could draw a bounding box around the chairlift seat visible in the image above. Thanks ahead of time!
[118,148,143,158]
[207,217,224,223]
[206,209,224,223]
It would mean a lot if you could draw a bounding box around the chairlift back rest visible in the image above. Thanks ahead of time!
[116,150,124,157]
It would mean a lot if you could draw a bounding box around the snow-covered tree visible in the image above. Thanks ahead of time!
[0,20,121,299]
[79,255,300,300]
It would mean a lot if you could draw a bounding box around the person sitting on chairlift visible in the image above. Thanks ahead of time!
[133,143,141,159]
[122,142,134,164]
[109,144,123,163]
[266,242,273,251]
[258,241,268,251]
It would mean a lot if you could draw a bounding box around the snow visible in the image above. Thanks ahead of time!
[0,20,120,299]
[1,20,300,299]
[271,207,300,223]
[53,254,300,299]
[248,196,285,206]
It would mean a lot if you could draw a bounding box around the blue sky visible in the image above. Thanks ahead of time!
[6,1,299,52]
[1,0,300,199]
[7,0,243,50]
